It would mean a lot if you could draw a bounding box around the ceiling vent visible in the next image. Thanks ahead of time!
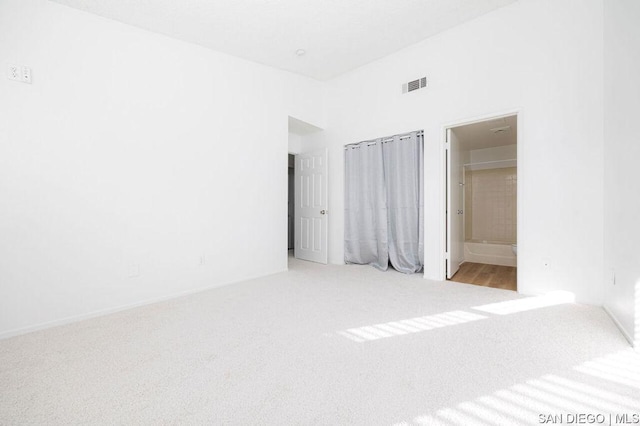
[490,125,511,134]
[402,76,427,94]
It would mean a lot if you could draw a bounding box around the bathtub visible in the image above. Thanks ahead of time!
[464,240,516,267]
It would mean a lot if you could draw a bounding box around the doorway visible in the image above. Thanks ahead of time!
[445,114,518,291]
[287,116,328,265]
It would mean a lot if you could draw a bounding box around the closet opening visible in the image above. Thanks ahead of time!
[445,114,518,291]
[344,130,424,274]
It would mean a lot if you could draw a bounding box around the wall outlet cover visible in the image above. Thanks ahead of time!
[7,65,32,84]
[128,263,140,278]
[7,64,20,81]
[21,66,31,84]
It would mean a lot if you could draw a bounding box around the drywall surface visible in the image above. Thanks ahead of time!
[0,0,324,337]
[320,0,605,304]
[288,133,302,154]
[603,0,640,345]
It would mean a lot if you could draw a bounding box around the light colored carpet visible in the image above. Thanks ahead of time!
[1,257,638,425]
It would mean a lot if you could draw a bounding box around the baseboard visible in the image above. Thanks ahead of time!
[603,305,635,347]
[0,269,288,340]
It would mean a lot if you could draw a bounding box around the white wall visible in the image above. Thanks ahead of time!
[288,133,303,154]
[2,0,627,338]
[0,0,324,337]
[288,117,326,155]
[603,0,640,345]
[318,0,605,304]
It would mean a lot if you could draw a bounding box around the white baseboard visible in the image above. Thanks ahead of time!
[603,305,635,347]
[0,269,287,340]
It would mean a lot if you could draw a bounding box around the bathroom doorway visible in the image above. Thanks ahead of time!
[445,114,518,291]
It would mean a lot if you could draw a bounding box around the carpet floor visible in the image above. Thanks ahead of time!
[0,257,638,425]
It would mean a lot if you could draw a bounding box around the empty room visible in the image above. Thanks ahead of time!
[1,0,639,424]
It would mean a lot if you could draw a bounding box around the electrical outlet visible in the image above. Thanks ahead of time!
[128,263,140,278]
[7,64,20,81]
[7,64,32,84]
[21,66,31,84]
[199,254,206,266]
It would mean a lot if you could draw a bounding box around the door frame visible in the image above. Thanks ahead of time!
[287,152,295,252]
[441,109,522,286]
[445,128,464,279]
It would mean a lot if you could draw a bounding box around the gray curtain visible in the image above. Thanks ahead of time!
[344,139,388,270]
[344,131,424,273]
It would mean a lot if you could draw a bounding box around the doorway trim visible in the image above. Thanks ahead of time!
[440,108,523,287]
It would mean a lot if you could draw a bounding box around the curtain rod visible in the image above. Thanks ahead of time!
[344,130,423,149]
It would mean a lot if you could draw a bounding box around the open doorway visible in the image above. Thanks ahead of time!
[446,114,518,291]
[287,116,328,265]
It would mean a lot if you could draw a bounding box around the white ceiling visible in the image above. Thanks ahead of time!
[50,0,517,81]
[452,115,517,151]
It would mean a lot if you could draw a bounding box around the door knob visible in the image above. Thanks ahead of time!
[320,210,326,215]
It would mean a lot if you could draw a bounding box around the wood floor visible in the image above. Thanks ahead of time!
[450,262,517,291]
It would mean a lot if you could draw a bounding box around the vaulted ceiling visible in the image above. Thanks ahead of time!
[50,0,517,80]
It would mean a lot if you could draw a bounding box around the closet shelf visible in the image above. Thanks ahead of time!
[463,159,516,171]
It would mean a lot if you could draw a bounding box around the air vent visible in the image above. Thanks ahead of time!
[490,125,511,134]
[402,76,427,94]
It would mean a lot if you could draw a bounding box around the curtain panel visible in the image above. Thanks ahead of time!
[344,131,424,273]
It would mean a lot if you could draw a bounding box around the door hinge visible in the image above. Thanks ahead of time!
[445,252,450,261]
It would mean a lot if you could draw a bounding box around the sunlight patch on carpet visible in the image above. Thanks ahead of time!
[337,310,487,342]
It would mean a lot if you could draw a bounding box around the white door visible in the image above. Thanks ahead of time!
[446,129,464,278]
[295,149,328,264]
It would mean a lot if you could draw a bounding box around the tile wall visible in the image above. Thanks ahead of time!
[465,167,517,243]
